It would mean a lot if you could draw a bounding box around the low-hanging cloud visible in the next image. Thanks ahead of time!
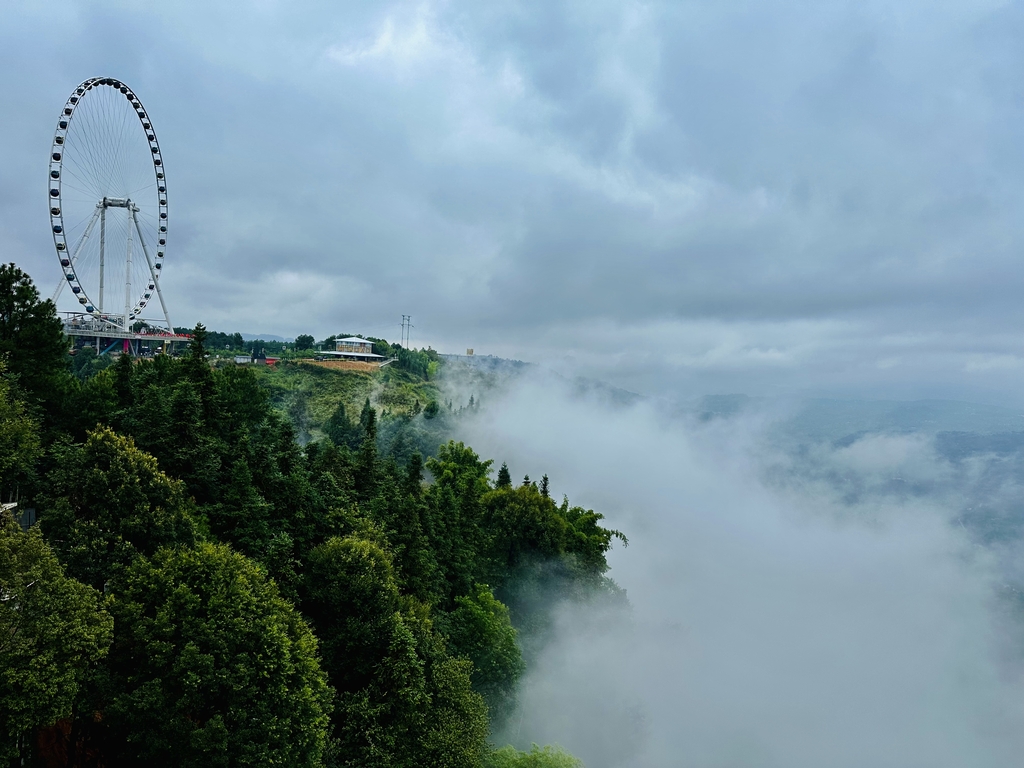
[460,373,1024,768]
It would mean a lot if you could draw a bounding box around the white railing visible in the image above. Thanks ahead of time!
[61,312,188,340]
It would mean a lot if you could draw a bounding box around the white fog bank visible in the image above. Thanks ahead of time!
[462,376,1024,768]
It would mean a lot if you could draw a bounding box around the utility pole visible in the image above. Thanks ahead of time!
[401,315,414,348]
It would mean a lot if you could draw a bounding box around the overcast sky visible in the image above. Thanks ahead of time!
[4,0,1024,402]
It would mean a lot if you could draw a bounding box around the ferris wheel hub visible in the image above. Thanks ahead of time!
[100,197,134,209]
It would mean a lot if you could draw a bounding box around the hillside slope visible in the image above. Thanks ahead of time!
[250,360,442,442]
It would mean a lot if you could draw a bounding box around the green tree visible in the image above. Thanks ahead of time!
[102,543,331,767]
[364,466,438,601]
[0,362,41,502]
[0,263,74,422]
[40,427,202,589]
[325,401,362,450]
[481,484,627,663]
[304,534,426,765]
[159,380,222,503]
[303,535,488,767]
[483,485,625,580]
[415,642,489,768]
[205,458,273,555]
[0,513,112,764]
[424,442,493,606]
[496,462,512,489]
[295,334,315,350]
[484,745,583,768]
[71,363,118,438]
[406,451,424,497]
[438,583,524,725]
[183,323,217,422]
[70,345,114,381]
[355,403,378,499]
[303,535,401,694]
[358,397,375,434]
[214,361,269,421]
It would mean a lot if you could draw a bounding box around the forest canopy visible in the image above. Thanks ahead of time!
[0,263,624,768]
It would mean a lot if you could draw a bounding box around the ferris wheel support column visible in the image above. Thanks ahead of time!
[132,209,173,333]
[52,204,101,303]
[124,203,135,330]
[99,202,106,313]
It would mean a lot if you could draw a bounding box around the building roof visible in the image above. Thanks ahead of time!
[337,337,373,344]
[320,350,384,359]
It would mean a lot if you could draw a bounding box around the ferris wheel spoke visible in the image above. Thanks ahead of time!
[52,205,101,302]
[109,107,131,192]
[57,179,100,199]
[67,104,108,193]
[68,105,101,168]
[60,161,102,201]
[114,97,138,190]
[128,181,156,198]
[60,138,102,190]
[65,207,97,237]
[132,209,173,331]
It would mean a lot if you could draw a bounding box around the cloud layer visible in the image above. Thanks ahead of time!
[462,374,1024,767]
[4,1,1024,400]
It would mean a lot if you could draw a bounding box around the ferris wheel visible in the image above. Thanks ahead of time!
[49,77,172,331]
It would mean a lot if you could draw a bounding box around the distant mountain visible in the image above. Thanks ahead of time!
[684,395,1024,441]
[445,355,1024,439]
[240,332,293,343]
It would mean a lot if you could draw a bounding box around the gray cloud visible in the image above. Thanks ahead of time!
[4,1,1024,399]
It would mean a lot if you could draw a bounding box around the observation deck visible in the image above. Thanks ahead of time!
[62,312,191,351]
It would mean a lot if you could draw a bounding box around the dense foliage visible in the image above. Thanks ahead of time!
[484,745,583,768]
[0,264,75,436]
[1,266,623,767]
[368,337,440,379]
[101,543,331,767]
[0,517,112,764]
